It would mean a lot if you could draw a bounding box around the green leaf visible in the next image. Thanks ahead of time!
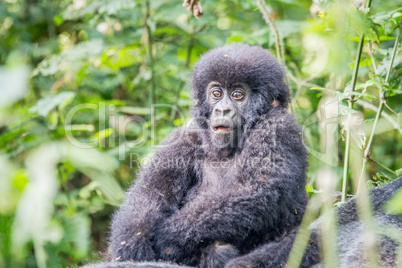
[48,111,59,130]
[339,104,357,115]
[173,117,185,126]
[67,213,91,259]
[396,168,402,177]
[371,8,402,34]
[53,15,64,26]
[118,106,150,115]
[306,184,314,193]
[30,92,76,117]
[0,65,30,107]
[385,188,402,215]
[95,128,114,140]
[228,35,243,43]
[310,87,331,91]
[32,40,103,77]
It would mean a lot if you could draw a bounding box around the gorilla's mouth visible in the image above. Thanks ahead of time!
[212,125,232,132]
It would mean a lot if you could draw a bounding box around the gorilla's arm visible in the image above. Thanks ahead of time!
[225,229,320,268]
[109,128,199,261]
[155,111,308,263]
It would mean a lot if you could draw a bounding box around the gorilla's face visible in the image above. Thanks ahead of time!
[191,44,290,157]
[206,81,250,148]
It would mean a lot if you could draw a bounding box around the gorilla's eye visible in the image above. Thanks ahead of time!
[212,90,222,98]
[231,91,244,100]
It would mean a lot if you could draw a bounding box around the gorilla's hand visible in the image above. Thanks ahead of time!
[199,242,239,268]
[155,240,239,268]
[112,234,156,262]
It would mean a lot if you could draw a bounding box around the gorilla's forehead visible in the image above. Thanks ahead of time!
[191,43,283,95]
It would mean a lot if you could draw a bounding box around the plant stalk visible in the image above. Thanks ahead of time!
[170,30,194,121]
[341,34,365,202]
[357,28,400,193]
[144,0,156,108]
[256,0,284,65]
[341,0,373,202]
[286,196,321,267]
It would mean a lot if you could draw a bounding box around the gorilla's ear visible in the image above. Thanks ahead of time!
[271,100,280,107]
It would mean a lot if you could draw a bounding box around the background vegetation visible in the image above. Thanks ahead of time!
[0,0,401,267]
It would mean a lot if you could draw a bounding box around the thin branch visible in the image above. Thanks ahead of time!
[385,29,400,82]
[256,0,284,65]
[384,102,399,116]
[144,0,156,107]
[290,73,321,112]
[368,157,397,175]
[357,28,400,192]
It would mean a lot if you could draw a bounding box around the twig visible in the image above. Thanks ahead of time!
[290,73,321,111]
[368,157,397,175]
[384,102,399,116]
[256,0,284,65]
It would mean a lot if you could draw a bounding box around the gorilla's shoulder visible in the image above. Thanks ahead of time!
[259,108,301,130]
[335,177,402,225]
[245,108,304,150]
[371,177,402,208]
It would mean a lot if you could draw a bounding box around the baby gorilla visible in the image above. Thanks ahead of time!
[108,44,308,267]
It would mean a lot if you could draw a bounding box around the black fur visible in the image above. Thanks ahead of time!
[84,178,402,267]
[199,242,239,268]
[225,177,402,268]
[82,261,188,268]
[108,44,308,267]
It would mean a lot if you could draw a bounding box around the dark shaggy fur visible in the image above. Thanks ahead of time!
[84,178,402,268]
[108,44,308,267]
[82,261,188,268]
[224,177,402,268]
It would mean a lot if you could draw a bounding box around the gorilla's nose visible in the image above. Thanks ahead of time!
[215,107,233,116]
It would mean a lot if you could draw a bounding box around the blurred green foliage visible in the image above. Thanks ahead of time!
[0,0,401,267]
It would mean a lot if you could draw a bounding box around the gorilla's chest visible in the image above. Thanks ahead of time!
[200,159,239,191]
[180,157,243,205]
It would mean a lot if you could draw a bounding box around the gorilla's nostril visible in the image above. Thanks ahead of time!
[216,108,232,116]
